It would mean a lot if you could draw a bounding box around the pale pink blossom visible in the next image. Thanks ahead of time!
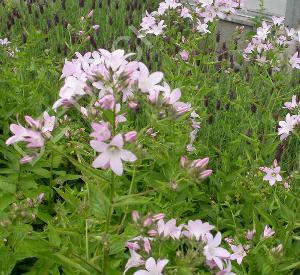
[134,257,168,275]
[260,165,282,186]
[290,52,300,69]
[124,250,144,274]
[284,95,298,110]
[90,134,137,176]
[196,20,211,34]
[263,225,275,239]
[184,220,214,240]
[138,63,164,94]
[179,50,189,61]
[90,121,111,141]
[272,16,285,26]
[157,219,183,239]
[230,244,247,265]
[216,260,236,275]
[278,113,298,140]
[246,229,256,240]
[203,232,231,270]
[162,82,181,105]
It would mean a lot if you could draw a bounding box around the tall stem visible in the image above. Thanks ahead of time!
[103,102,117,274]
[103,171,116,274]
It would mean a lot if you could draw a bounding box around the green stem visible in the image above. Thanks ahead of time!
[117,165,137,233]
[102,171,116,275]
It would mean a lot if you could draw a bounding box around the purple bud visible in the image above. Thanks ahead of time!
[124,131,137,143]
[199,169,213,179]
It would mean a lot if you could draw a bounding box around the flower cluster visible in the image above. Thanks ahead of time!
[52,49,193,176]
[278,95,300,140]
[6,112,55,163]
[243,17,299,70]
[124,212,248,274]
[138,0,240,37]
[180,155,213,179]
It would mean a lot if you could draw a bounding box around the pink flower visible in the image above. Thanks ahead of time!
[230,244,247,265]
[203,232,231,270]
[246,229,256,240]
[179,50,189,61]
[180,7,192,19]
[97,94,115,110]
[92,25,100,30]
[260,166,282,186]
[152,213,165,221]
[192,158,209,169]
[216,260,236,275]
[42,112,55,136]
[263,225,275,239]
[271,16,285,26]
[278,113,298,140]
[284,95,298,110]
[138,63,164,95]
[180,156,188,167]
[157,219,182,239]
[127,242,140,251]
[20,155,36,164]
[184,220,214,240]
[90,121,111,141]
[196,20,211,34]
[173,102,191,115]
[124,131,137,143]
[162,82,181,105]
[90,134,137,176]
[99,49,134,72]
[87,10,94,18]
[124,250,145,274]
[132,210,140,223]
[271,244,283,254]
[290,52,300,69]
[134,257,169,275]
[6,124,44,148]
[200,170,213,179]
[148,20,167,36]
[53,75,87,110]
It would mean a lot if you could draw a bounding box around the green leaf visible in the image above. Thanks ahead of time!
[88,183,110,218]
[53,254,90,274]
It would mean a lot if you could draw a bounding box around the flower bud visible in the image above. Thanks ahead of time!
[246,229,256,240]
[192,157,209,169]
[143,217,153,227]
[125,131,137,143]
[127,242,140,250]
[180,50,189,61]
[128,101,139,109]
[148,229,158,237]
[20,155,35,164]
[199,169,213,179]
[180,156,188,168]
[87,10,94,18]
[152,213,165,221]
[131,210,140,223]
